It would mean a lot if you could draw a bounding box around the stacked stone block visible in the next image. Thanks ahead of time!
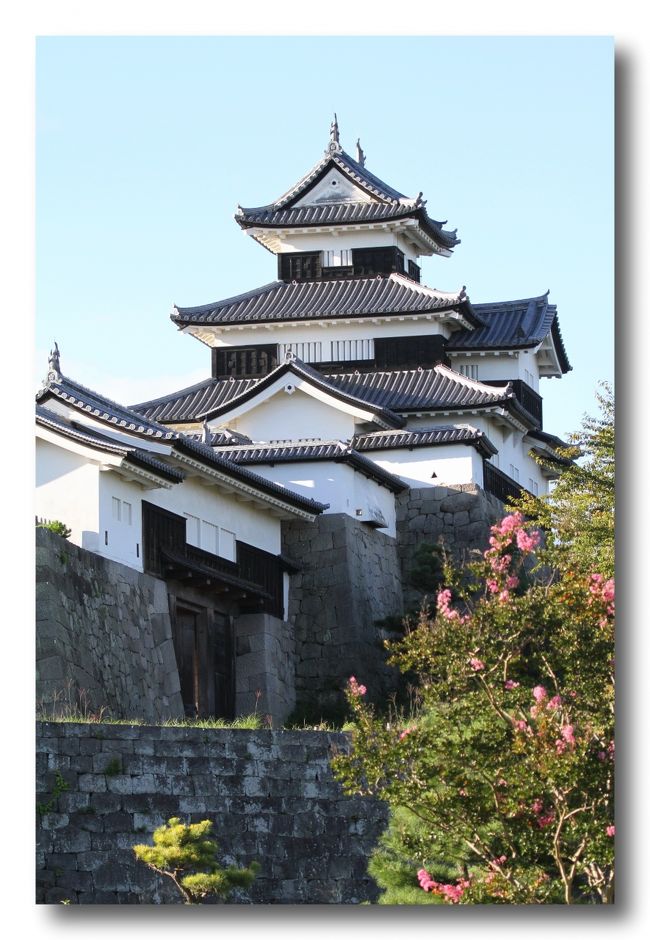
[396,483,504,609]
[235,613,296,725]
[36,722,388,904]
[282,514,403,718]
[36,528,184,722]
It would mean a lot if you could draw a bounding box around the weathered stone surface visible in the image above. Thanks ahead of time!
[36,722,387,905]
[35,529,184,722]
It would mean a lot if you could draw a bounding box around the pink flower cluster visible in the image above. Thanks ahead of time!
[588,573,615,624]
[417,869,470,903]
[347,676,367,697]
[469,657,485,672]
[531,799,555,828]
[555,724,576,754]
[436,588,467,623]
[504,679,520,690]
[483,513,541,605]
[606,825,615,837]
[399,727,415,741]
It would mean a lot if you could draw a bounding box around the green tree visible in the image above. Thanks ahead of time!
[332,390,615,904]
[133,817,259,904]
[516,382,614,578]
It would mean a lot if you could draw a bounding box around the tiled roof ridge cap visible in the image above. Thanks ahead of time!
[354,423,483,440]
[388,272,467,304]
[39,375,178,439]
[435,362,513,398]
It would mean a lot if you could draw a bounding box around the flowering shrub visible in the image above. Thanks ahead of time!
[331,507,615,904]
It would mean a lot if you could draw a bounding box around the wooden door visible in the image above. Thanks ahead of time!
[171,601,235,719]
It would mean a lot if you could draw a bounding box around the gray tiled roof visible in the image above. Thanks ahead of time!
[326,363,513,414]
[448,293,571,373]
[236,149,459,250]
[352,425,498,457]
[36,375,327,516]
[132,361,518,427]
[215,439,408,493]
[172,274,474,327]
[35,405,185,483]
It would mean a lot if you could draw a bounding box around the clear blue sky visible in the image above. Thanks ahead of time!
[35,35,613,439]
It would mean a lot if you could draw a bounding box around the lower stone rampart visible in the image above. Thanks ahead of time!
[36,722,387,905]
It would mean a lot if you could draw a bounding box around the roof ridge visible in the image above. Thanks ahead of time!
[435,362,512,398]
[388,272,466,304]
[38,375,178,438]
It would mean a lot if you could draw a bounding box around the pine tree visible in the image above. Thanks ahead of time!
[133,817,260,904]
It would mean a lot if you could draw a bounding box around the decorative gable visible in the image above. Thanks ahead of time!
[293,166,377,207]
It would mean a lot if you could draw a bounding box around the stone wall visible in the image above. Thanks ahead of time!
[235,613,296,725]
[282,513,403,719]
[36,722,388,905]
[36,528,184,722]
[396,484,504,610]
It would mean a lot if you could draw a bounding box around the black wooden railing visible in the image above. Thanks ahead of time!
[237,541,284,619]
[483,462,525,505]
[483,379,543,427]
[142,501,283,617]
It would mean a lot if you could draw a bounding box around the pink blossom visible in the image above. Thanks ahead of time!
[547,695,562,710]
[530,705,540,718]
[561,724,576,748]
[469,657,485,672]
[555,739,567,754]
[498,590,510,604]
[606,825,615,837]
[516,528,541,553]
[514,719,531,735]
[417,869,470,903]
[537,812,555,828]
[498,513,524,534]
[497,778,508,787]
[532,685,548,703]
[506,575,520,590]
[602,579,615,603]
[531,798,544,815]
[504,679,519,690]
[348,676,367,697]
[486,579,499,594]
[399,727,415,741]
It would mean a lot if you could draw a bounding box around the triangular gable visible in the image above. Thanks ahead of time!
[201,359,404,431]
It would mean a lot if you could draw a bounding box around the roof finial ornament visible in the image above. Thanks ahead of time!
[326,113,342,154]
[356,138,366,167]
[202,419,211,444]
[47,341,61,380]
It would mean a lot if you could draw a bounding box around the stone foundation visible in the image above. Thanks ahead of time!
[396,483,504,610]
[235,613,296,725]
[282,513,403,718]
[36,722,388,904]
[36,528,184,722]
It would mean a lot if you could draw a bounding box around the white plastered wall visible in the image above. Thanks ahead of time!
[366,444,483,489]
[275,228,422,269]
[227,387,357,443]
[448,350,541,390]
[235,460,397,538]
[36,438,101,553]
[211,315,452,351]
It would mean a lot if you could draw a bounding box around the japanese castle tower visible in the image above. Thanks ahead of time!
[133,116,570,532]
[36,117,573,725]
